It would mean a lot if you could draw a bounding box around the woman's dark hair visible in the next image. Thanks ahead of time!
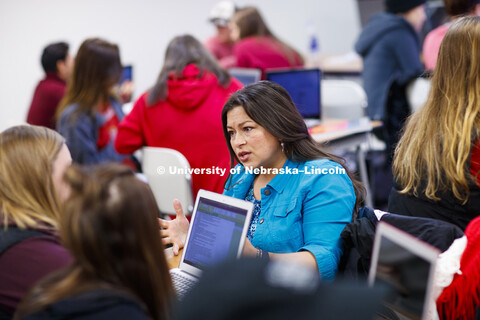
[148,34,231,106]
[56,38,123,119]
[15,163,173,320]
[221,81,365,214]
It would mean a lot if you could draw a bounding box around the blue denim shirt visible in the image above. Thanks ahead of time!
[57,98,127,165]
[223,158,355,281]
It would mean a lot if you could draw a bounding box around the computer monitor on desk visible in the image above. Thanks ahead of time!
[229,68,261,86]
[266,68,322,127]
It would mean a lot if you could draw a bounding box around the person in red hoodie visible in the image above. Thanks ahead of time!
[229,6,304,78]
[115,35,242,198]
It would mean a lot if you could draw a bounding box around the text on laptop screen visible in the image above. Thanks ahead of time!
[183,197,248,270]
[266,69,321,119]
[375,236,432,319]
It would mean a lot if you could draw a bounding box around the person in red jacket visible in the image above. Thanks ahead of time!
[230,6,304,78]
[115,35,242,199]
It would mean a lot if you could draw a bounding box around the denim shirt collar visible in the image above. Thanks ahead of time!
[267,158,299,194]
[228,158,299,197]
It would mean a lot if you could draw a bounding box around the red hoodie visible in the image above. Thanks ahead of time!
[115,64,242,198]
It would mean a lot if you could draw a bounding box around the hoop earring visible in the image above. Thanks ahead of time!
[281,142,285,154]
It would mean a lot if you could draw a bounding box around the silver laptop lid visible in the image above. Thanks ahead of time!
[368,221,440,320]
[178,189,253,277]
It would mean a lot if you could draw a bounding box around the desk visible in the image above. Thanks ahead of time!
[311,118,380,207]
[165,247,182,270]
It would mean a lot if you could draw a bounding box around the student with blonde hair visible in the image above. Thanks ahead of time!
[15,164,174,320]
[388,16,480,230]
[0,125,72,318]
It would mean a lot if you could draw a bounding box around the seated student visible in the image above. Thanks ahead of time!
[423,0,480,70]
[0,125,72,318]
[229,6,304,78]
[204,1,237,68]
[388,16,480,231]
[160,81,365,281]
[355,0,426,120]
[15,164,174,320]
[115,35,242,197]
[26,42,74,130]
[57,38,134,167]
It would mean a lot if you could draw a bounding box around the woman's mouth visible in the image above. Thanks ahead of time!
[237,151,250,162]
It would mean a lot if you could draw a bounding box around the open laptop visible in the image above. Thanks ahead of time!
[266,68,322,128]
[368,222,440,320]
[229,67,261,86]
[169,189,253,298]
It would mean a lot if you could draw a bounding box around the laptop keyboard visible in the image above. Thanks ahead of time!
[171,272,197,298]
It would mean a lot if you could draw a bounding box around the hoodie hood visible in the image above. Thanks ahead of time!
[167,63,218,109]
[24,290,145,319]
[355,12,417,56]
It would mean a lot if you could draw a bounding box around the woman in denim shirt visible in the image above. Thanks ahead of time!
[161,81,365,281]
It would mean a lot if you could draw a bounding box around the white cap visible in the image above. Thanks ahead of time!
[209,1,236,27]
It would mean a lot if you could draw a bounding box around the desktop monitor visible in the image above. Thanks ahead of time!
[229,68,261,86]
[266,68,322,120]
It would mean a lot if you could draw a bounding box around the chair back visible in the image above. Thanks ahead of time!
[141,147,194,216]
[406,77,431,113]
[321,79,367,120]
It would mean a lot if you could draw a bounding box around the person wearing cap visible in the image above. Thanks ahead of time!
[204,1,237,68]
[423,0,480,71]
[355,0,426,121]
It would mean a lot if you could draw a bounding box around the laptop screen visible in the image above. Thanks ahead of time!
[183,197,249,270]
[368,222,439,320]
[266,68,322,119]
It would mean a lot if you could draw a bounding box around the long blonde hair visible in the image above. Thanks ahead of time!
[393,16,480,203]
[0,125,64,229]
[16,164,173,319]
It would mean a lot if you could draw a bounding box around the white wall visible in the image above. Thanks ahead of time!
[0,0,361,131]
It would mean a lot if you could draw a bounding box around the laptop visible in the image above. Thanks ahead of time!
[266,68,322,128]
[169,189,253,297]
[229,68,261,86]
[368,221,440,320]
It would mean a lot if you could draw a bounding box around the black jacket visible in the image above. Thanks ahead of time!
[21,289,149,320]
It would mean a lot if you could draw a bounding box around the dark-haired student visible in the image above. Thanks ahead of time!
[15,164,174,320]
[160,81,365,281]
[26,42,73,130]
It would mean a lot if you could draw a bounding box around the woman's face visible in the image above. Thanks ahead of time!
[226,106,286,170]
[51,144,72,201]
[229,21,240,42]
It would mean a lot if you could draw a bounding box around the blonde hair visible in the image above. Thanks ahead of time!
[393,16,480,203]
[16,164,173,319]
[0,125,64,229]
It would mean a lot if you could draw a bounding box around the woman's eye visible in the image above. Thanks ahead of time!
[244,127,252,132]
[227,131,235,137]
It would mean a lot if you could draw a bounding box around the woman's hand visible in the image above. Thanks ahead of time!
[158,199,189,255]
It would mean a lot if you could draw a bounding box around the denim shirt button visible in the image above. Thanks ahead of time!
[264,189,271,195]
[259,219,264,224]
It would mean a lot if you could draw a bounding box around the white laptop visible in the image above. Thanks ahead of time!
[368,222,440,320]
[169,189,253,297]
